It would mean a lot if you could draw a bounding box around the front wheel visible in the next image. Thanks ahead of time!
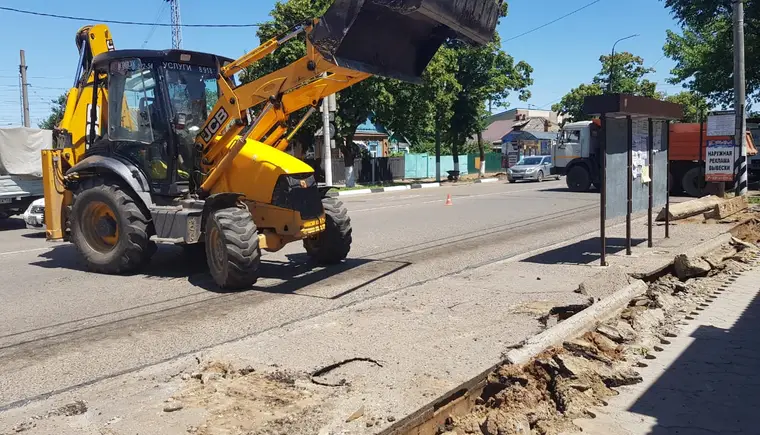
[566,165,592,192]
[536,171,544,182]
[304,198,352,264]
[205,207,261,290]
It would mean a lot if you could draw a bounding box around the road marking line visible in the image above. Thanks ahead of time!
[0,247,51,256]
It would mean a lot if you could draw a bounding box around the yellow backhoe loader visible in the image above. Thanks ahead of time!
[42,0,501,289]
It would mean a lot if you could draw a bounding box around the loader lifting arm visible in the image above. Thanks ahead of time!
[195,21,370,195]
[196,0,503,196]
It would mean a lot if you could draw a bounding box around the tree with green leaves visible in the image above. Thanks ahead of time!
[374,47,461,179]
[553,52,659,121]
[662,0,757,106]
[243,0,532,184]
[38,94,67,130]
[241,0,385,186]
[664,91,711,123]
[551,83,604,123]
[448,35,532,176]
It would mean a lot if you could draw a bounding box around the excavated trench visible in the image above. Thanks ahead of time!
[383,219,760,435]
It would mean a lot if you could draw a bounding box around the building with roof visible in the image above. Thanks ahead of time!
[480,108,563,151]
[315,117,396,158]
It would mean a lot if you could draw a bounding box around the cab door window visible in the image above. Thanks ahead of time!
[108,59,171,181]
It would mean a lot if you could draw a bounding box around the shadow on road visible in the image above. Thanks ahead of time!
[0,218,26,231]
[537,187,600,194]
[627,288,760,433]
[29,243,406,299]
[20,231,46,239]
[520,237,646,265]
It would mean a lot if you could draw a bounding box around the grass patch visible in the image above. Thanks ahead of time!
[748,195,760,205]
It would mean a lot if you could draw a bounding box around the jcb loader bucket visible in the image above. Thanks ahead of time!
[310,0,501,83]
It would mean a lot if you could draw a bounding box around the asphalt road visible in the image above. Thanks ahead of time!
[0,179,602,410]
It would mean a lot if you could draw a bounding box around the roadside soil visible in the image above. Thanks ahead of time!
[433,221,759,435]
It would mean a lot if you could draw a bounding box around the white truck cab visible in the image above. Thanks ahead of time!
[551,120,602,191]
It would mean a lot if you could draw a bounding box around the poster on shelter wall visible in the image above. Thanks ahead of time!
[630,119,663,180]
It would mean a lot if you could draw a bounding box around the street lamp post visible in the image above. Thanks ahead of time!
[608,34,640,93]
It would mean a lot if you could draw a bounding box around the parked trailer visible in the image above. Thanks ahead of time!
[551,120,758,196]
[0,127,51,218]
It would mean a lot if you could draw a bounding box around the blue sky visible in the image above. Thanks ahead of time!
[0,0,685,126]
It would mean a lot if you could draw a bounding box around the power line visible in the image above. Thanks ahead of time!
[0,6,264,27]
[142,2,169,48]
[503,0,601,43]
[0,75,68,80]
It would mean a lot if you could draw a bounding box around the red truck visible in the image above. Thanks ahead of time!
[553,121,757,196]
[669,123,757,196]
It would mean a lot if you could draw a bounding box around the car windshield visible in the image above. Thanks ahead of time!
[518,157,544,166]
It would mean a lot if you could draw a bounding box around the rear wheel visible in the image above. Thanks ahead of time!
[566,165,591,192]
[70,178,155,274]
[304,198,352,264]
[682,167,706,198]
[205,207,261,290]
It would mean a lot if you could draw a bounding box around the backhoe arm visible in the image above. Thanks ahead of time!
[196,22,369,194]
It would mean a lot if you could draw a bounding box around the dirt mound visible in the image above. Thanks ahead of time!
[170,362,329,435]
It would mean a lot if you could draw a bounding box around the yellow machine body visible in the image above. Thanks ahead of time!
[43,24,113,240]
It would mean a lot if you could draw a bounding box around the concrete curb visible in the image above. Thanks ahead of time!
[329,178,501,197]
[506,280,648,366]
[330,182,440,197]
[505,232,736,367]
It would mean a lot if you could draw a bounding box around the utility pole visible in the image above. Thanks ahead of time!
[733,0,748,196]
[19,50,30,128]
[167,0,183,49]
[322,96,333,186]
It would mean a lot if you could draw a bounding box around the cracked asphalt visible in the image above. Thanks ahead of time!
[0,179,607,410]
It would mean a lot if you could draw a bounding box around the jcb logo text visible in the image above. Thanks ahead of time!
[201,108,229,143]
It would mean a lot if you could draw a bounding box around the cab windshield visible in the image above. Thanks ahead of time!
[162,63,220,176]
[163,63,219,132]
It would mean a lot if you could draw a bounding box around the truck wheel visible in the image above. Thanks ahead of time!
[304,198,352,264]
[682,167,706,198]
[70,178,155,274]
[566,166,591,192]
[205,207,261,290]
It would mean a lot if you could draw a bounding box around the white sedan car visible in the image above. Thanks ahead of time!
[22,198,45,230]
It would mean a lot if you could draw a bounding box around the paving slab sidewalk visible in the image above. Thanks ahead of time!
[573,267,760,435]
[0,218,735,435]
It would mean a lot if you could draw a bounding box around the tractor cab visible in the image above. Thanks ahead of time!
[88,50,232,199]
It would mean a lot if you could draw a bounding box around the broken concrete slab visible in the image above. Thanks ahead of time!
[576,267,632,299]
[673,254,712,280]
[657,195,722,222]
[507,280,648,366]
[704,196,748,220]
